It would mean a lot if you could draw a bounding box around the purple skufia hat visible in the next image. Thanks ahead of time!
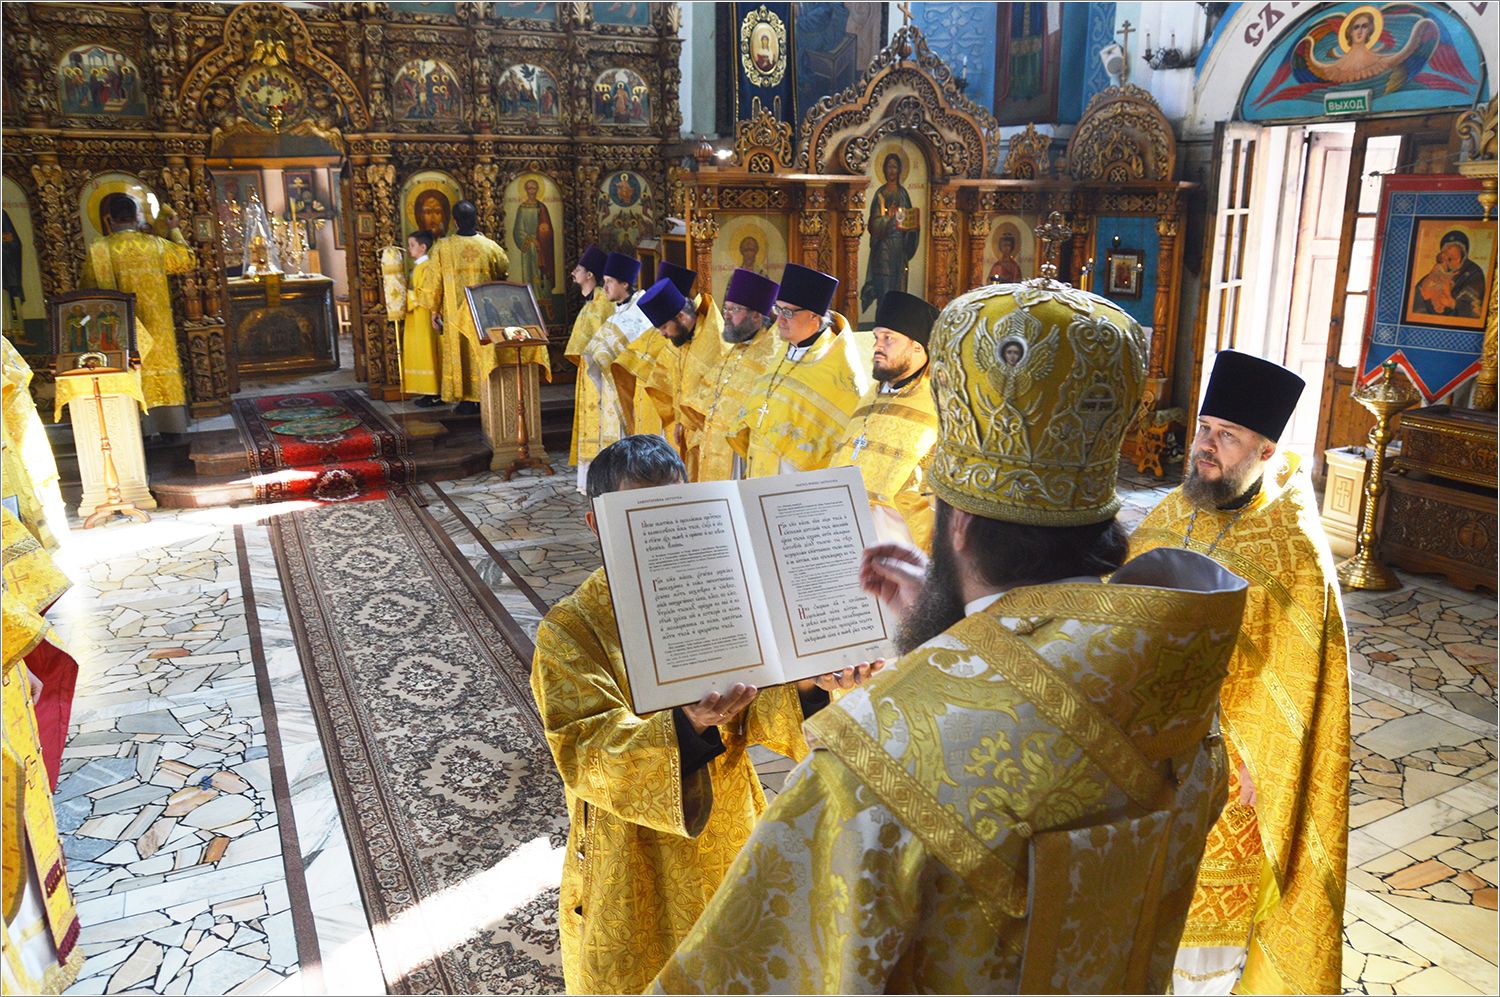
[602,251,641,284]
[578,245,607,280]
[776,263,838,314]
[637,278,688,328]
[656,260,697,297]
[724,268,779,315]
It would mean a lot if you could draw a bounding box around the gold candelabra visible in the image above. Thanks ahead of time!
[1337,361,1420,591]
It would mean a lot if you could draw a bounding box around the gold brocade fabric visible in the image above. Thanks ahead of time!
[414,233,509,403]
[50,372,148,422]
[566,290,613,465]
[611,330,670,439]
[1130,457,1350,995]
[577,294,650,463]
[686,331,780,482]
[828,370,939,551]
[653,563,1247,994]
[530,568,810,994]
[2,509,70,626]
[643,296,728,477]
[401,258,439,396]
[927,281,1146,526]
[1,340,65,551]
[729,313,871,478]
[82,230,194,410]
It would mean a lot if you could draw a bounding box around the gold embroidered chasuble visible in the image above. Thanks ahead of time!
[640,295,728,477]
[1,509,82,994]
[686,330,781,482]
[828,369,939,551]
[399,257,439,396]
[729,313,871,478]
[577,293,650,464]
[610,327,671,439]
[531,567,811,994]
[652,551,1249,994]
[82,229,194,409]
[565,289,613,464]
[1130,456,1350,995]
[1,339,65,551]
[414,233,509,402]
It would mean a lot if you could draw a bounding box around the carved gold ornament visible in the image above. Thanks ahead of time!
[739,5,789,89]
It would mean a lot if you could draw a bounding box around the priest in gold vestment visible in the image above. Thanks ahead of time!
[730,263,870,478]
[653,279,1251,994]
[829,290,939,550]
[611,262,700,445]
[414,200,508,412]
[2,338,66,551]
[687,268,782,482]
[565,245,613,465]
[629,271,729,478]
[2,507,83,994]
[1131,350,1349,996]
[576,252,651,491]
[531,435,877,994]
[81,193,194,433]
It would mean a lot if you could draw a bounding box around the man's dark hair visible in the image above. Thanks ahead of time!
[453,199,478,235]
[942,499,1130,588]
[409,229,434,252]
[105,193,138,227]
[587,434,686,499]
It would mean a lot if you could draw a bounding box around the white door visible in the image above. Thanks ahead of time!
[1281,128,1354,452]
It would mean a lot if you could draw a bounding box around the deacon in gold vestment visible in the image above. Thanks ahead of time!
[1131,350,1349,996]
[829,291,940,550]
[565,246,613,465]
[576,252,651,491]
[628,271,728,477]
[531,436,876,994]
[654,278,1251,994]
[81,194,194,431]
[414,200,508,410]
[2,508,83,994]
[730,263,870,478]
[687,268,782,481]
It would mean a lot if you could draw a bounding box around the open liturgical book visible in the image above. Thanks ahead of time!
[595,467,895,714]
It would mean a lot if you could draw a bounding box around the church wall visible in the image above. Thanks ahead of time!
[1091,215,1160,330]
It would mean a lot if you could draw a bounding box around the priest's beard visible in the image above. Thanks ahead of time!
[1182,447,1266,509]
[873,341,920,383]
[722,312,763,344]
[664,313,695,347]
[895,505,968,655]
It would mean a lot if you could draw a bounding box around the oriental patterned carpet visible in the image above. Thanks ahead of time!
[270,491,567,993]
[232,390,416,503]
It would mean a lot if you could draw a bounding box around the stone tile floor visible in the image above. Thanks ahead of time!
[44,460,1497,996]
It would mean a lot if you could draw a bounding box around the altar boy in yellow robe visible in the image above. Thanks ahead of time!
[402,229,441,406]
[565,245,613,464]
[416,200,508,413]
[688,269,782,482]
[531,434,878,995]
[631,272,728,477]
[730,263,870,478]
[653,280,1251,994]
[82,193,194,434]
[829,290,940,551]
[1130,351,1349,996]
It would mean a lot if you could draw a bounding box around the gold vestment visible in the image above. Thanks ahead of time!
[566,289,613,465]
[686,331,780,482]
[400,257,439,396]
[828,369,939,550]
[1,339,65,550]
[641,295,728,477]
[414,233,509,402]
[729,314,871,478]
[577,294,650,465]
[1130,455,1349,995]
[610,329,670,439]
[652,549,1248,994]
[531,567,811,994]
[82,229,194,410]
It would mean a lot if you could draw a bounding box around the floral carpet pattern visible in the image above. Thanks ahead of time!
[270,491,567,993]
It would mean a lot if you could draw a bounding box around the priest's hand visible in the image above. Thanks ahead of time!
[23,665,42,705]
[1237,760,1257,807]
[802,660,886,694]
[681,683,757,735]
[859,543,928,623]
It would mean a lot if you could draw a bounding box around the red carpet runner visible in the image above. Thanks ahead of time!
[231,390,415,503]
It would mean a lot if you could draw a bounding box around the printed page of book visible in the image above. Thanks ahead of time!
[595,480,787,714]
[737,467,894,680]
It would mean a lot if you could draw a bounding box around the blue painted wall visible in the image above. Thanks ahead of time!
[911,2,998,111]
[1092,216,1159,327]
[1081,2,1117,110]
[1055,2,1091,123]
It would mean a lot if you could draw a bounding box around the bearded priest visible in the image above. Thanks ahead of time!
[652,279,1252,994]
[630,273,727,476]
[729,263,870,478]
[688,268,782,482]
[1131,350,1349,996]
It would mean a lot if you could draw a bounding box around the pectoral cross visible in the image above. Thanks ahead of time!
[756,401,771,426]
[850,433,870,461]
[1034,211,1072,281]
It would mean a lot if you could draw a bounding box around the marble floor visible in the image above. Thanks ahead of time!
[43,456,1497,996]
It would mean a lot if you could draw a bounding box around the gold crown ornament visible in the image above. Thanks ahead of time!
[928,279,1148,526]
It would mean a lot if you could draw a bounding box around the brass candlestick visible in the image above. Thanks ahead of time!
[1337,361,1419,591]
